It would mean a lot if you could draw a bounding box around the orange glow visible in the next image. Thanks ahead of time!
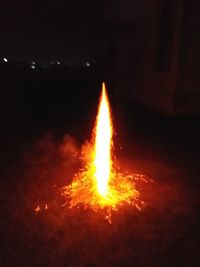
[94,82,113,196]
[62,83,142,216]
[35,205,40,212]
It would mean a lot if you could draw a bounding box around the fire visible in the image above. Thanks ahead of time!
[62,82,142,216]
[35,205,40,212]
[94,83,113,196]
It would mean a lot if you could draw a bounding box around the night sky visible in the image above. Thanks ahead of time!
[0,1,104,61]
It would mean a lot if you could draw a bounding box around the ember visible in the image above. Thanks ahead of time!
[62,83,144,218]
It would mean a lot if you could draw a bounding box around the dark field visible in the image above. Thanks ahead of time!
[1,64,200,267]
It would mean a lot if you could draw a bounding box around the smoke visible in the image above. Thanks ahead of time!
[23,134,84,208]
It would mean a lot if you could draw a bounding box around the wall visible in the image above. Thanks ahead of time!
[104,0,200,116]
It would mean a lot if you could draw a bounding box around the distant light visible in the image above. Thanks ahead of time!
[32,61,36,65]
[31,65,36,69]
[3,58,8,62]
[57,61,60,65]
[86,62,90,67]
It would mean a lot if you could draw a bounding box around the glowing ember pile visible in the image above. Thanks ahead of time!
[62,83,142,213]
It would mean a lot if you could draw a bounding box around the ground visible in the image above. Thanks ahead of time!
[1,73,200,267]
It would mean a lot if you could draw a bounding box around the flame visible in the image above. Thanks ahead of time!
[35,205,40,212]
[94,83,113,196]
[62,82,143,219]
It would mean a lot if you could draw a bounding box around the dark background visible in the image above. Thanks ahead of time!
[1,0,200,266]
[0,0,104,61]
[1,0,200,171]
